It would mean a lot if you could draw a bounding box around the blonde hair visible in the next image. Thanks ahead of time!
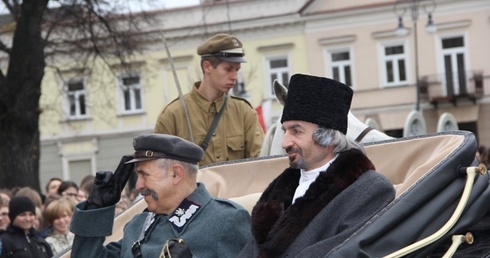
[43,198,74,226]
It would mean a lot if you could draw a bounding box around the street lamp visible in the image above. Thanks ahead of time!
[394,0,437,111]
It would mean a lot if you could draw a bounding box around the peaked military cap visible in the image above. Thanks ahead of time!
[197,33,246,63]
[281,74,353,135]
[125,134,204,165]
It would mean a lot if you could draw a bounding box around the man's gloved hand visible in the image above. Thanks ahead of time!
[86,155,134,210]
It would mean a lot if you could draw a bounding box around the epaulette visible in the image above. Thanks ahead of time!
[161,97,182,113]
[230,95,253,108]
[214,197,243,209]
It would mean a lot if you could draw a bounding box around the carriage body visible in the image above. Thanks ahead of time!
[59,131,490,257]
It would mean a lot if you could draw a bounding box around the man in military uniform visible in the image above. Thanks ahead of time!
[70,134,251,258]
[154,33,264,166]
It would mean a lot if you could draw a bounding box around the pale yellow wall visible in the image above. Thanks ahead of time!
[39,0,490,139]
[304,0,389,14]
[39,68,63,136]
[304,0,490,120]
[245,34,308,101]
[39,32,309,137]
[35,0,490,183]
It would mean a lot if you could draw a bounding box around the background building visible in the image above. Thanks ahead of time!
[38,0,489,192]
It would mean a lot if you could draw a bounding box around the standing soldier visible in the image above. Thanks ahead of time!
[155,33,264,166]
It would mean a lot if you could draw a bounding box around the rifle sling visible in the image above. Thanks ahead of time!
[200,95,228,151]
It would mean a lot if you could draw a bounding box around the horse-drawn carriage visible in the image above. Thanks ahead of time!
[60,130,490,257]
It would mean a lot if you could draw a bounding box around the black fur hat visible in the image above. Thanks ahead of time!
[281,74,353,134]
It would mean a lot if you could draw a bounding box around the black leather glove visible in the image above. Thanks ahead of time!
[86,155,134,210]
[160,239,193,258]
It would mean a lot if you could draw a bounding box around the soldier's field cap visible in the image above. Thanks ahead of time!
[125,134,204,165]
[197,33,246,63]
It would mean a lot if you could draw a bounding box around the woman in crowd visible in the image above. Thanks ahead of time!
[0,196,53,258]
[43,198,75,256]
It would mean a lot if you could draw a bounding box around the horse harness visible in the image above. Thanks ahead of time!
[354,126,374,143]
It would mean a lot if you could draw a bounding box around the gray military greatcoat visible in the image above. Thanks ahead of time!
[70,183,250,258]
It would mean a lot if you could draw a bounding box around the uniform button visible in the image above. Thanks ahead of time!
[212,133,216,136]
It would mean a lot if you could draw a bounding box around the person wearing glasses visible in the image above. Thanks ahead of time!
[154,33,264,166]
[57,181,80,202]
[70,134,251,258]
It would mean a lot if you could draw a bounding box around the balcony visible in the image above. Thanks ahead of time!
[420,70,484,108]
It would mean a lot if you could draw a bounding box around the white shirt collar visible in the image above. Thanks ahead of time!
[293,155,338,203]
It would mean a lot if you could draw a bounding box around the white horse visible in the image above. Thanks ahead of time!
[260,80,394,156]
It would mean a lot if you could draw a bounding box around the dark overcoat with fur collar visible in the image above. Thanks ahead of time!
[237,149,395,258]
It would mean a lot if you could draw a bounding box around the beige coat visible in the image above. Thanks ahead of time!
[155,82,264,166]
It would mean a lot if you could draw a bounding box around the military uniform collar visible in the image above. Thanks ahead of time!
[191,82,228,113]
[167,183,212,236]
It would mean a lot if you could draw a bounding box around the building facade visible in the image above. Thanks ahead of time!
[37,0,490,192]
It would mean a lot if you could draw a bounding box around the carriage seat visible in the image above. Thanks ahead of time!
[199,131,476,211]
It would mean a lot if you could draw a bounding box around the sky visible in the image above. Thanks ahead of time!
[131,0,200,10]
[0,1,201,14]
[163,0,200,8]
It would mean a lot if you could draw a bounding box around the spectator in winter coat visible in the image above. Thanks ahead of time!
[0,196,53,258]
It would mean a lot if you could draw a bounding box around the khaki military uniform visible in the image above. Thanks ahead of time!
[154,82,264,166]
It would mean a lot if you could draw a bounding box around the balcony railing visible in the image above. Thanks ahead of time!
[420,70,484,108]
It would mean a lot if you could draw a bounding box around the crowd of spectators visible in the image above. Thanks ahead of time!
[0,175,137,257]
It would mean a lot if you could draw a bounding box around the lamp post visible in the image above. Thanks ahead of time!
[394,0,436,111]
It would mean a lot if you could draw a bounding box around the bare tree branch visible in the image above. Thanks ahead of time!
[2,0,22,21]
[0,40,11,54]
[0,0,157,190]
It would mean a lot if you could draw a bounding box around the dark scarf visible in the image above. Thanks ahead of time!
[251,149,375,258]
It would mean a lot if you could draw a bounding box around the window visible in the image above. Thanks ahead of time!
[68,159,92,187]
[440,36,467,96]
[65,79,87,118]
[329,50,352,87]
[382,44,407,86]
[119,74,142,113]
[266,56,290,96]
[232,72,249,99]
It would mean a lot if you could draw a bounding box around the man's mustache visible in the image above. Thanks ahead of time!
[140,189,159,200]
[285,147,300,154]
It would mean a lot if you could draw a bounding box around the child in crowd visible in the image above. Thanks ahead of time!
[43,198,75,256]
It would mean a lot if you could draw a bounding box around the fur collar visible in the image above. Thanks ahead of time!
[251,149,374,258]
